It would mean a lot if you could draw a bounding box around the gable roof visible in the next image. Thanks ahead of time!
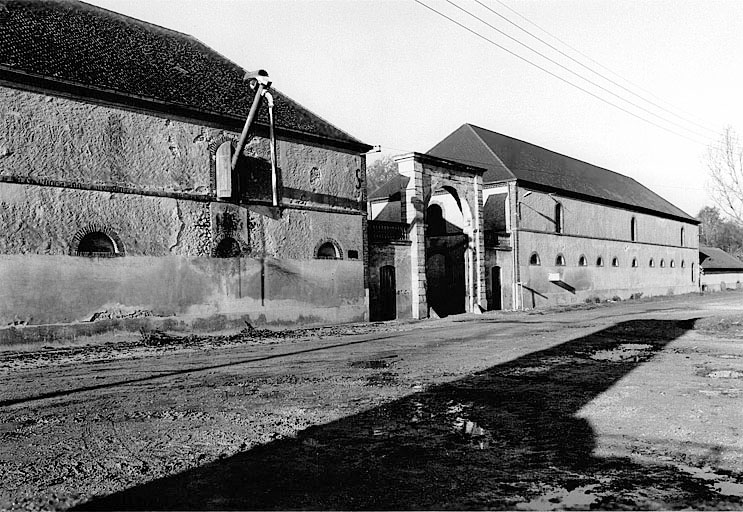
[699,246,743,271]
[0,0,370,151]
[428,123,696,223]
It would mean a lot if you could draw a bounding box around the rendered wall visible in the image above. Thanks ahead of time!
[701,272,743,292]
[0,255,365,328]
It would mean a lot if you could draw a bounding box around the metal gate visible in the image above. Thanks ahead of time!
[379,265,396,320]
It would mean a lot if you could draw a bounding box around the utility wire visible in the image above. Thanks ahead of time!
[490,0,720,135]
[442,0,713,141]
[413,0,715,147]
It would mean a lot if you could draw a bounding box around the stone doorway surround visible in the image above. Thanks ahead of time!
[394,153,487,319]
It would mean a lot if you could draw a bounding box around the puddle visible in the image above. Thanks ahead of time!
[590,343,653,361]
[516,484,600,510]
[705,370,743,379]
[679,464,743,497]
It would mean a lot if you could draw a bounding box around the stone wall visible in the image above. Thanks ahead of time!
[0,85,368,332]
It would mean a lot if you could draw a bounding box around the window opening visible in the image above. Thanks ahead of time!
[660,259,665,268]
[529,252,540,265]
[596,256,604,267]
[317,241,340,259]
[555,203,563,234]
[555,254,565,266]
[612,257,619,267]
[680,227,685,246]
[77,232,116,257]
[631,258,638,268]
[649,258,655,267]
[630,216,637,242]
[670,259,675,268]
[578,255,587,266]
[347,249,359,259]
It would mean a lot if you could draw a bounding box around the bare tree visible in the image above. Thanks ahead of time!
[707,126,743,224]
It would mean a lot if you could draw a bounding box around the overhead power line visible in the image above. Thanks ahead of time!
[441,0,713,142]
[412,0,714,147]
[490,0,720,135]
[474,0,720,137]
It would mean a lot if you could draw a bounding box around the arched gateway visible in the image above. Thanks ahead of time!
[395,153,486,318]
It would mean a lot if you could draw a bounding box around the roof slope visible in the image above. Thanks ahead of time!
[699,246,743,271]
[0,0,368,150]
[428,123,696,222]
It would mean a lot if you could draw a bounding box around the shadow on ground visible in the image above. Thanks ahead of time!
[76,318,741,509]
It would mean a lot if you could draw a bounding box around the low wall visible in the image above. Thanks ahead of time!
[701,272,743,292]
[0,254,366,343]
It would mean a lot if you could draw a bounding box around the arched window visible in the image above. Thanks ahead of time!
[681,260,686,268]
[427,204,446,236]
[649,258,655,267]
[596,256,604,267]
[214,237,241,258]
[578,255,587,266]
[529,252,541,265]
[555,254,566,266]
[77,232,116,257]
[670,259,675,268]
[660,259,665,268]
[555,202,563,234]
[612,257,619,267]
[630,216,637,242]
[631,258,638,268]
[680,227,685,246]
[316,241,340,259]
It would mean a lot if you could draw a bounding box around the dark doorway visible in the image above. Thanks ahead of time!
[426,250,465,317]
[77,232,115,256]
[491,265,502,310]
[215,237,241,258]
[379,265,396,321]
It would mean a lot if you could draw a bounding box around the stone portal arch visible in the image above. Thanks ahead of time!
[395,152,486,318]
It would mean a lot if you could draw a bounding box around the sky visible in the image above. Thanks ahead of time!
[85,0,743,217]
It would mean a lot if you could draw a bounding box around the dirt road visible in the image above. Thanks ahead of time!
[2,293,743,510]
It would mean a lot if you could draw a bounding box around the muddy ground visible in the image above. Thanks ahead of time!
[2,292,743,510]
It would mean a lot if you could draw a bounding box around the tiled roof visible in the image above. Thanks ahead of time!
[428,124,697,223]
[0,0,369,150]
[699,246,743,271]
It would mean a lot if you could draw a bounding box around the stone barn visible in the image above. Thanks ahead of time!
[0,0,372,341]
[369,123,700,319]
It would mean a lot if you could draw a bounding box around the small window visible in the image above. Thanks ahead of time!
[529,252,541,265]
[660,259,665,268]
[555,254,565,266]
[692,262,695,282]
[578,255,587,266]
[77,231,116,257]
[680,227,685,246]
[649,258,655,268]
[348,249,359,259]
[316,241,340,259]
[555,203,563,234]
[681,260,686,268]
[596,256,604,267]
[631,258,638,268]
[612,257,619,267]
[630,217,637,242]
[670,259,675,268]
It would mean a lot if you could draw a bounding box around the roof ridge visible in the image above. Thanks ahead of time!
[77,0,198,42]
[467,122,640,182]
[464,123,516,180]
